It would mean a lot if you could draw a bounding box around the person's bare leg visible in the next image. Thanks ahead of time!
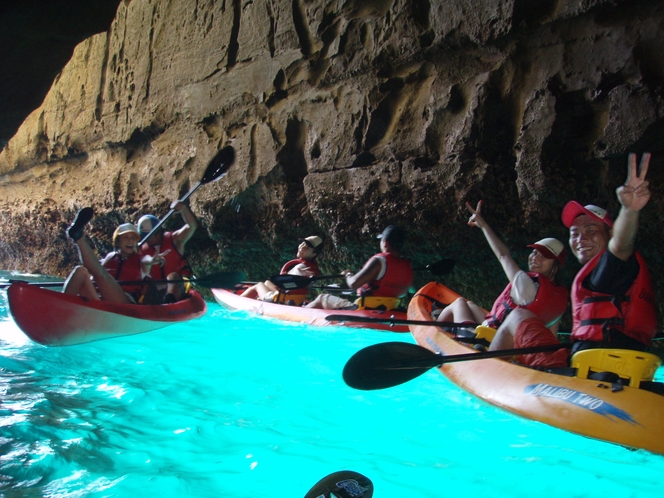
[489,308,536,351]
[254,282,274,300]
[240,284,259,298]
[166,272,185,302]
[465,301,487,323]
[62,266,100,300]
[437,298,479,324]
[66,207,131,303]
[74,238,132,303]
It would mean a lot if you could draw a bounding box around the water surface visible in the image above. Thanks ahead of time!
[1,272,663,497]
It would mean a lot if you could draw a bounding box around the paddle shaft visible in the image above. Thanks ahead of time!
[138,146,235,246]
[426,342,572,366]
[2,278,194,289]
[326,314,473,329]
[271,257,455,290]
[138,182,201,245]
[342,341,572,390]
[2,271,245,290]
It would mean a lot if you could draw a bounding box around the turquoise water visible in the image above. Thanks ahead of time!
[1,273,664,497]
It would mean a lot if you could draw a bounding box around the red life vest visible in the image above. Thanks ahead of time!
[571,251,657,346]
[141,231,192,280]
[485,272,568,329]
[279,258,320,296]
[358,252,413,298]
[101,252,144,295]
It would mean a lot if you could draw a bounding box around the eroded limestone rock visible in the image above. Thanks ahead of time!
[0,0,663,327]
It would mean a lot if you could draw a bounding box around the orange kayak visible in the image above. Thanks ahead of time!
[408,281,664,455]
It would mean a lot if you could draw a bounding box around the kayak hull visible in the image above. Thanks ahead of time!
[211,288,409,332]
[409,282,664,455]
[7,282,207,346]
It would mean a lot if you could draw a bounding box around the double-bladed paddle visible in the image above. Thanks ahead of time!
[139,146,236,245]
[342,341,572,390]
[304,470,374,498]
[327,313,469,329]
[0,271,246,290]
[270,257,456,290]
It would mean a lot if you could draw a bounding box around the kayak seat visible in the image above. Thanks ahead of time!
[474,325,497,343]
[274,292,307,306]
[355,296,400,311]
[571,348,662,388]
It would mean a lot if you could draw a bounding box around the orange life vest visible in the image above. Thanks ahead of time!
[278,258,320,296]
[485,273,568,328]
[571,251,657,347]
[358,252,413,298]
[141,231,192,279]
[101,252,144,296]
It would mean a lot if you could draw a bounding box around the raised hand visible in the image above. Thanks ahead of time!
[617,152,651,212]
[465,200,487,229]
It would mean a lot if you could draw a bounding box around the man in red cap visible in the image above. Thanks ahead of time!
[489,152,655,367]
[562,152,656,353]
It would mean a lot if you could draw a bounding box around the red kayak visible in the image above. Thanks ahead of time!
[7,281,207,346]
[211,288,409,332]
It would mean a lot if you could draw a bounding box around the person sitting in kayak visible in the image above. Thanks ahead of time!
[240,236,323,305]
[436,200,568,341]
[138,200,198,304]
[305,225,413,310]
[490,152,655,369]
[63,209,145,304]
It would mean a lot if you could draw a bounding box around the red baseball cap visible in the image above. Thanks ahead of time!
[561,201,613,228]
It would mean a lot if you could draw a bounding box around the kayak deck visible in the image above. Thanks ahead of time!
[211,288,409,332]
[7,281,207,346]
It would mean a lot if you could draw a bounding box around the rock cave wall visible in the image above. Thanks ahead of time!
[0,0,663,328]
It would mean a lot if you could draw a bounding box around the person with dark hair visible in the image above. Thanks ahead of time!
[562,152,656,353]
[490,152,655,368]
[63,209,145,303]
[138,200,198,303]
[437,201,568,343]
[241,236,323,305]
[305,225,413,310]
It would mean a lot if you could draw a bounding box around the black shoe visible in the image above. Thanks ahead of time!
[163,293,177,304]
[286,300,296,306]
[67,207,93,241]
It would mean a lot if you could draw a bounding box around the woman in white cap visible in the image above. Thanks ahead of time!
[240,236,323,304]
[63,208,146,303]
[437,200,568,340]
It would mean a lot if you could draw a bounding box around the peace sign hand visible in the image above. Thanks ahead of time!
[617,153,651,212]
[465,200,487,229]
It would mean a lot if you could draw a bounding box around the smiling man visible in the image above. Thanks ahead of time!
[562,152,657,353]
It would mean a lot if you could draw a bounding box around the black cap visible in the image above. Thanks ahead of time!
[377,225,406,251]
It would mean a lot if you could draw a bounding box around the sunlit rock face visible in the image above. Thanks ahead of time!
[0,0,663,325]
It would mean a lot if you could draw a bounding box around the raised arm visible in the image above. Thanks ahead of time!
[609,153,651,261]
[170,201,199,254]
[466,200,521,282]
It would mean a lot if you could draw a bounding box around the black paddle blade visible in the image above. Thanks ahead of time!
[304,470,374,498]
[269,273,311,290]
[194,271,246,289]
[343,342,442,390]
[426,258,455,276]
[201,146,235,184]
